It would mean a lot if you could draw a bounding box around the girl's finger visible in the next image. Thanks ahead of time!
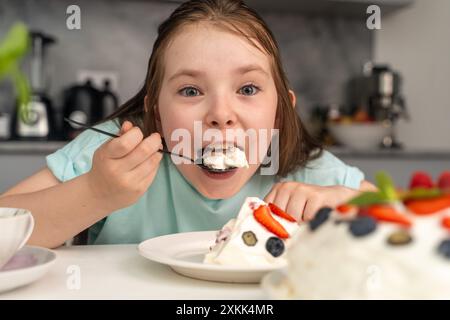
[130,151,163,182]
[270,184,296,212]
[140,155,164,187]
[285,193,307,222]
[302,199,323,222]
[106,126,144,159]
[264,184,279,204]
[122,133,162,170]
[120,121,133,135]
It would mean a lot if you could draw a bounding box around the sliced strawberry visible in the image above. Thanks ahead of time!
[442,216,450,230]
[438,171,450,191]
[336,204,355,215]
[268,203,297,222]
[405,195,450,215]
[254,205,289,239]
[363,205,412,227]
[409,171,434,189]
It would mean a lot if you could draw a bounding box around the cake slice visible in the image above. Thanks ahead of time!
[276,171,450,299]
[204,197,300,267]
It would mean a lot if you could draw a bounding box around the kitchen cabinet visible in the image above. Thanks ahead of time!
[245,0,413,15]
[0,141,66,193]
[156,0,414,16]
[2,142,448,194]
[0,154,47,193]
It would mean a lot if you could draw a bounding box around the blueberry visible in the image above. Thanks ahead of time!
[349,216,377,237]
[242,231,257,246]
[438,239,450,259]
[265,237,285,257]
[309,207,332,231]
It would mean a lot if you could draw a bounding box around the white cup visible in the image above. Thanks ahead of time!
[0,208,34,269]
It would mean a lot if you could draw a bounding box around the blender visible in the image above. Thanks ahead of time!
[12,31,56,140]
[366,63,408,148]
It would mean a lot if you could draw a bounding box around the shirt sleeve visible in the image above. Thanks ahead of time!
[342,164,365,190]
[46,120,120,182]
[284,150,365,190]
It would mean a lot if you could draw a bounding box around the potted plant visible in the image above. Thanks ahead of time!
[0,22,31,124]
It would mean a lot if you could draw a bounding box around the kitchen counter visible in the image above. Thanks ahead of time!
[1,141,450,160]
[0,140,67,154]
[1,142,449,193]
[328,147,450,160]
[0,244,264,300]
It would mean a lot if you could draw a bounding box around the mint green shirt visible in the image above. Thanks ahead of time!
[46,120,364,244]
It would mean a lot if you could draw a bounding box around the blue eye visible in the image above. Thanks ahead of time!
[239,84,260,96]
[179,86,200,97]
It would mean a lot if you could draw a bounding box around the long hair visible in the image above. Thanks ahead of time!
[102,0,322,176]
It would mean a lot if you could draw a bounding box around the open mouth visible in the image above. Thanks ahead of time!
[200,166,239,180]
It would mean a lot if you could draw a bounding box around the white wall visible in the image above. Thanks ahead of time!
[374,0,450,150]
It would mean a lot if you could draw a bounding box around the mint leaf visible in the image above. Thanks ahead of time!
[0,22,31,121]
[375,171,398,201]
[401,188,442,201]
[0,22,30,61]
[348,192,391,206]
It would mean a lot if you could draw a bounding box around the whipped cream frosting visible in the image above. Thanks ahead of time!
[276,204,450,299]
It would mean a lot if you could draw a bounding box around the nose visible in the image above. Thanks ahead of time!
[204,96,238,129]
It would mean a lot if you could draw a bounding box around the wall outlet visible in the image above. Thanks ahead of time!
[76,69,119,92]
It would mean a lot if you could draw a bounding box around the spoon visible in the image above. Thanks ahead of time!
[63,117,236,173]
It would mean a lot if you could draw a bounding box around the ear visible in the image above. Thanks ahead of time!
[288,89,297,109]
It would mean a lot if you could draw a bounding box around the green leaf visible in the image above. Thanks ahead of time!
[401,188,442,201]
[375,171,398,201]
[348,191,391,206]
[346,171,400,207]
[0,22,30,63]
[0,22,31,120]
[10,66,31,122]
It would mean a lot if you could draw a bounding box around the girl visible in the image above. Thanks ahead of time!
[0,0,375,248]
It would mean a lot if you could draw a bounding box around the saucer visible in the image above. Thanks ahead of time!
[0,246,56,294]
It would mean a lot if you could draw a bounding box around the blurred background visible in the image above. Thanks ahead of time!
[0,0,449,192]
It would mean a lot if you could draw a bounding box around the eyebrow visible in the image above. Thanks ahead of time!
[234,64,269,77]
[167,64,269,82]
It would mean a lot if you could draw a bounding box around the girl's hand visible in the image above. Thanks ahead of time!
[264,182,360,222]
[87,121,163,211]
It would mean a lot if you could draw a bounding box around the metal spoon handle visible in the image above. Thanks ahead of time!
[157,148,196,163]
[63,117,195,163]
[64,117,120,138]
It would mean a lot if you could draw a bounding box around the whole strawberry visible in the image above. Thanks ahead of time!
[437,171,450,191]
[409,171,434,189]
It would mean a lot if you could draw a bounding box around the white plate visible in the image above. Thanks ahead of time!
[0,246,56,294]
[138,231,285,283]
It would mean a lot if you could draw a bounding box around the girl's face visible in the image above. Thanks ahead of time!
[156,22,278,199]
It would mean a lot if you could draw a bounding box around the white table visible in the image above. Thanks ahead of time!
[0,244,265,300]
